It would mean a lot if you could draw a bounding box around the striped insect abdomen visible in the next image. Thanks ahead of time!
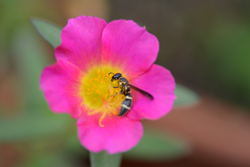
[118,93,132,116]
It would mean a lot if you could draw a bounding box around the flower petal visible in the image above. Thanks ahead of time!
[40,60,85,118]
[101,20,159,79]
[128,64,176,120]
[77,113,143,154]
[55,16,107,72]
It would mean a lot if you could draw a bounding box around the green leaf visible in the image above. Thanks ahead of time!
[0,114,74,141]
[12,26,51,109]
[30,18,62,48]
[124,129,189,161]
[90,151,122,167]
[174,83,199,106]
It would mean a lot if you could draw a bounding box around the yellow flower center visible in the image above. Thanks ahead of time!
[79,65,126,127]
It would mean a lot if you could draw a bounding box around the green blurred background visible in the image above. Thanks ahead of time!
[1,0,250,167]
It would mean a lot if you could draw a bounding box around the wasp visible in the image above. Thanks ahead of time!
[109,72,153,116]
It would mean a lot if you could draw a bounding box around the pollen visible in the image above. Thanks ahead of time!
[80,65,125,127]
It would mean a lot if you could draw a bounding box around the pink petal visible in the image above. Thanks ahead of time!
[101,20,159,79]
[77,113,143,154]
[128,65,176,120]
[40,60,85,118]
[55,16,107,72]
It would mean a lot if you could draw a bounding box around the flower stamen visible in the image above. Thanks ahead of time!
[99,108,107,127]
[80,66,125,127]
[88,109,101,115]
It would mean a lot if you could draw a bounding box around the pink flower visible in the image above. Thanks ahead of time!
[40,16,176,154]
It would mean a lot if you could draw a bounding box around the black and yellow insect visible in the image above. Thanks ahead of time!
[109,72,153,116]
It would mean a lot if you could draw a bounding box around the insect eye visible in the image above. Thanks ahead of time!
[113,73,122,79]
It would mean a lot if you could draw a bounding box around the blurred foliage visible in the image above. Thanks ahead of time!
[0,114,72,141]
[174,84,199,106]
[12,27,50,109]
[110,0,250,109]
[202,21,250,106]
[124,128,189,161]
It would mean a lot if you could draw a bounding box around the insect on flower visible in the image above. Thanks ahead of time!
[40,16,176,154]
[108,72,153,116]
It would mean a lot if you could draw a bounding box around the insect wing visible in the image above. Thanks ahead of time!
[128,84,153,100]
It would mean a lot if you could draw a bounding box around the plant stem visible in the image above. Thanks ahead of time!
[90,151,122,167]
